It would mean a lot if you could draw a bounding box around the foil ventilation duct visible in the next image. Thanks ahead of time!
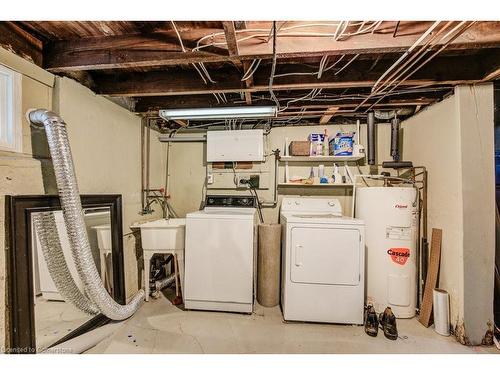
[33,211,100,315]
[28,109,144,320]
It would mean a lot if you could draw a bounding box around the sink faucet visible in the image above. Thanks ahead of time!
[140,188,169,218]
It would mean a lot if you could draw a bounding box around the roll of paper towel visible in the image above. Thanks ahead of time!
[433,288,450,336]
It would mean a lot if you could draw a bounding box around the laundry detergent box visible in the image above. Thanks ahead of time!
[329,132,355,156]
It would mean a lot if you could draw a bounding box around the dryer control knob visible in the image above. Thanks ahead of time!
[328,201,336,206]
[295,201,300,205]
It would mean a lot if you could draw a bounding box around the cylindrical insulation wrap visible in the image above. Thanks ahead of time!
[367,112,376,165]
[257,224,281,307]
[390,117,400,162]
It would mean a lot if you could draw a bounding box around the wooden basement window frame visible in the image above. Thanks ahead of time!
[0,64,22,153]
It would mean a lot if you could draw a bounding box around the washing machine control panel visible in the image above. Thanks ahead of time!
[205,195,256,208]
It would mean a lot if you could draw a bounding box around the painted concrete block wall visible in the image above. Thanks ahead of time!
[402,84,495,345]
[52,77,167,300]
[401,96,465,326]
[455,84,495,344]
[165,122,393,223]
[0,47,53,350]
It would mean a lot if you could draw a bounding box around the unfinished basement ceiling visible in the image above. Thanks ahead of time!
[1,21,500,129]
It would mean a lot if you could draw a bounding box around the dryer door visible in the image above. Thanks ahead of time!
[290,226,361,286]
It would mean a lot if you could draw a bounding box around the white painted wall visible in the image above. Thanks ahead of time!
[52,77,167,300]
[402,84,494,344]
[165,122,393,222]
[402,95,464,324]
[0,47,53,351]
[455,85,495,344]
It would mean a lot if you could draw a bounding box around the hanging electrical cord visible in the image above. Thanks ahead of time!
[334,54,360,75]
[268,21,281,110]
[171,21,215,85]
[193,21,380,53]
[363,21,474,112]
[241,58,262,81]
[272,54,346,79]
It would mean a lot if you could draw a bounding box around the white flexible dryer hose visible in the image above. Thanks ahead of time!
[29,109,144,320]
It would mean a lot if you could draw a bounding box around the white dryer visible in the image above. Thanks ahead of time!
[280,197,365,324]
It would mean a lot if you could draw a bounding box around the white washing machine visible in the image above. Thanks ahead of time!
[280,197,365,324]
[184,195,257,313]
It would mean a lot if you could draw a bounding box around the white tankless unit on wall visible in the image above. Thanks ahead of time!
[355,187,418,318]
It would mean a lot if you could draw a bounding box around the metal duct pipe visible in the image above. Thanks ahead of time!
[367,112,376,165]
[390,117,401,162]
[33,212,99,315]
[28,109,144,320]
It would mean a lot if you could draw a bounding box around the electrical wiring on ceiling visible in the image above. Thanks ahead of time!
[241,59,262,81]
[192,21,385,53]
[358,21,474,113]
[268,21,281,110]
[171,21,216,85]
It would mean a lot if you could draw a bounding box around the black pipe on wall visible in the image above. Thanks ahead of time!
[367,112,376,165]
[391,117,401,162]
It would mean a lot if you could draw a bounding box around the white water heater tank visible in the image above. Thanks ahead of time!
[355,186,418,318]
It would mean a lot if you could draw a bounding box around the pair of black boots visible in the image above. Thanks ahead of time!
[364,305,398,340]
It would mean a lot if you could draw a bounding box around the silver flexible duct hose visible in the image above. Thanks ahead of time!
[29,109,144,320]
[33,212,99,315]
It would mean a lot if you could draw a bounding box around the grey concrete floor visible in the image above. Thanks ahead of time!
[86,290,498,354]
[35,296,91,350]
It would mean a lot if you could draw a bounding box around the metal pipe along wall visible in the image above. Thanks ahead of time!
[367,112,376,165]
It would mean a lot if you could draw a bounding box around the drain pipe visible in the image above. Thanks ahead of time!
[260,149,279,208]
[367,112,376,165]
[28,109,144,320]
[390,117,401,162]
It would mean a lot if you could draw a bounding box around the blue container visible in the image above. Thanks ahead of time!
[329,132,355,156]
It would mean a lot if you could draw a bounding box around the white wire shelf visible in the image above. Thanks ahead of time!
[278,182,354,188]
[279,155,364,162]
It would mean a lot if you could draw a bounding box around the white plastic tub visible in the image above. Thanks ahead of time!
[133,218,186,250]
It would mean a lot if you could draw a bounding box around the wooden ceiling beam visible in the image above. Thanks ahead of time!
[41,22,500,72]
[222,21,239,56]
[319,107,340,125]
[93,51,498,97]
[0,22,43,66]
[133,94,440,113]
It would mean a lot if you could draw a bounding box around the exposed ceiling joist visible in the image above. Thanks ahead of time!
[319,107,340,124]
[41,22,500,72]
[222,21,239,56]
[0,21,43,65]
[93,51,499,97]
[133,94,442,113]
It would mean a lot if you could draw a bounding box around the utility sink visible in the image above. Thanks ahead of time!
[132,218,186,250]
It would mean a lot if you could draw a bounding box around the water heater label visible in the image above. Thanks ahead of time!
[386,226,411,240]
[387,248,410,265]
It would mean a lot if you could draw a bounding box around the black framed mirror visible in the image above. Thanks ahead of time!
[5,194,126,353]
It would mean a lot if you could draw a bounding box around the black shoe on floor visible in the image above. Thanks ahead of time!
[364,304,378,337]
[379,307,398,340]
